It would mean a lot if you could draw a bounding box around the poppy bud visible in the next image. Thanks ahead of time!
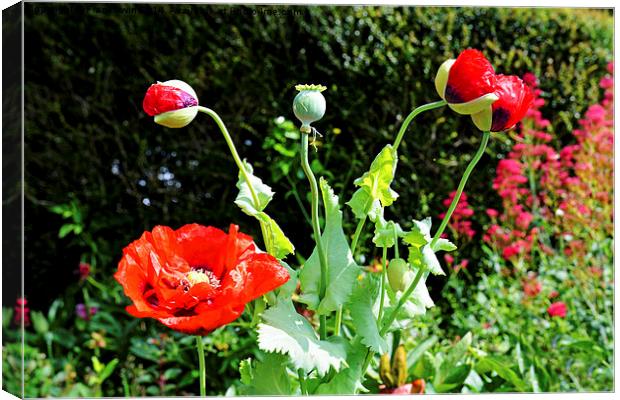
[142,80,199,128]
[379,353,395,387]
[293,84,326,133]
[387,258,409,292]
[392,345,408,387]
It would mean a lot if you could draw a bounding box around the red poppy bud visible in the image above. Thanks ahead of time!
[142,80,199,128]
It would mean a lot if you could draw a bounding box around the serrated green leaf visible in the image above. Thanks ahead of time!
[239,353,292,395]
[372,219,404,248]
[256,212,295,259]
[400,270,434,316]
[433,238,457,252]
[257,299,347,376]
[235,161,274,216]
[315,341,368,394]
[299,178,360,314]
[346,188,382,222]
[348,276,388,354]
[352,144,399,207]
[408,245,444,276]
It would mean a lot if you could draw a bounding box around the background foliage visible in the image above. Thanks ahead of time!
[3,3,613,397]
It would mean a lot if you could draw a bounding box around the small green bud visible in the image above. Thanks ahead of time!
[387,258,409,292]
[293,84,326,133]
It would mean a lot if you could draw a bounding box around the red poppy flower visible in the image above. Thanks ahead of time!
[488,75,534,132]
[114,224,289,335]
[443,49,496,104]
[142,80,199,128]
[547,301,567,318]
[435,49,534,132]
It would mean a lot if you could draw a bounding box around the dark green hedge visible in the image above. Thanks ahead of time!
[23,4,612,306]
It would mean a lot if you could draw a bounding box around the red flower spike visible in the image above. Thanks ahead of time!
[114,223,289,335]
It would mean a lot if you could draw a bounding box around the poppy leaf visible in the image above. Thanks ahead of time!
[433,238,458,252]
[350,144,399,210]
[314,340,369,394]
[235,161,274,216]
[256,212,295,259]
[257,299,347,377]
[298,178,360,314]
[238,353,292,395]
[348,275,389,354]
[372,219,404,248]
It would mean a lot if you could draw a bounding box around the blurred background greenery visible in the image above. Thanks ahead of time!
[4,2,613,397]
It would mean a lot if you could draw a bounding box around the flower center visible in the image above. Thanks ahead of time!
[181,268,220,292]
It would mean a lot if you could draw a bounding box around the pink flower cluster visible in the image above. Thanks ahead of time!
[439,191,476,240]
[483,62,614,262]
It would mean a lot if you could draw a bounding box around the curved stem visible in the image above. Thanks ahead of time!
[196,336,206,397]
[350,215,367,255]
[430,131,490,249]
[392,100,447,151]
[300,133,329,340]
[198,107,260,206]
[199,107,273,254]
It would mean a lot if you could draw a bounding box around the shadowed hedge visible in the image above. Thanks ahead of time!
[23,4,612,307]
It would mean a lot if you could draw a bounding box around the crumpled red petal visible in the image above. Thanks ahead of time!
[115,223,289,335]
[445,49,496,103]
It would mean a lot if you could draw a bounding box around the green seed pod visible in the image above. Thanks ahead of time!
[379,353,395,388]
[387,258,409,292]
[392,345,408,387]
[293,84,326,133]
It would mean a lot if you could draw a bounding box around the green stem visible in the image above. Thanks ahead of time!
[298,369,308,395]
[196,336,206,397]
[380,267,426,336]
[429,130,490,250]
[392,100,447,151]
[378,246,388,323]
[350,215,367,256]
[300,133,329,340]
[198,107,273,255]
[393,224,400,258]
[334,305,343,336]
